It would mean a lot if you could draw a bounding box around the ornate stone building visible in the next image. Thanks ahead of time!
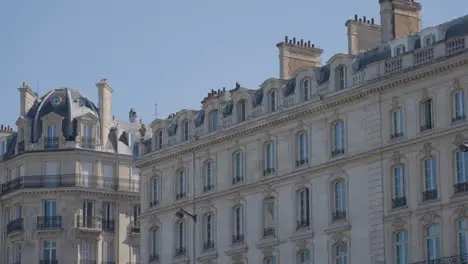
[135,1,468,264]
[0,80,144,264]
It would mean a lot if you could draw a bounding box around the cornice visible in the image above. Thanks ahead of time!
[0,188,139,201]
[135,55,468,169]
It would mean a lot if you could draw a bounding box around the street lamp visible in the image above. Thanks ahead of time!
[175,208,197,264]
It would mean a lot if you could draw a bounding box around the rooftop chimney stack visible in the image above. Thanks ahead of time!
[96,78,113,146]
[18,81,36,117]
[129,108,137,123]
[277,36,323,79]
[345,15,381,55]
[379,0,422,43]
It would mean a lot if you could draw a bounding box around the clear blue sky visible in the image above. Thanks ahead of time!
[1,0,466,127]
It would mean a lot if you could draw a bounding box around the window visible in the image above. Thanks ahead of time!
[44,161,59,186]
[297,250,311,264]
[426,224,441,260]
[392,166,407,208]
[19,164,25,177]
[43,200,57,228]
[176,169,186,199]
[263,197,275,237]
[264,142,275,175]
[420,99,433,131]
[157,130,163,150]
[182,120,189,141]
[333,180,347,221]
[455,151,468,194]
[395,231,408,264]
[458,220,468,255]
[335,65,346,90]
[45,124,58,149]
[150,227,159,261]
[302,79,310,101]
[102,202,114,231]
[263,257,276,264]
[150,177,160,206]
[269,90,277,112]
[103,241,114,263]
[335,242,348,264]
[175,220,186,256]
[79,240,92,262]
[81,201,94,228]
[0,139,5,154]
[453,90,466,122]
[296,132,309,166]
[43,241,57,262]
[423,157,438,201]
[209,110,218,132]
[391,109,404,139]
[83,124,93,139]
[424,34,436,46]
[332,121,345,157]
[203,161,214,192]
[102,164,114,189]
[232,205,244,243]
[81,162,93,187]
[203,213,215,250]
[296,188,310,229]
[233,151,244,184]
[237,100,246,122]
[395,45,406,56]
[12,243,21,264]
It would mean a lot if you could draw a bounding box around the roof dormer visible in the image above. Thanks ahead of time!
[390,37,410,57]
[419,26,440,48]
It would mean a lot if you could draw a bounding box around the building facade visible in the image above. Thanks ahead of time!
[135,2,468,264]
[0,80,143,264]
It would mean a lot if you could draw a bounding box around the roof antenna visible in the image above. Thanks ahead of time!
[36,79,40,97]
[154,102,158,119]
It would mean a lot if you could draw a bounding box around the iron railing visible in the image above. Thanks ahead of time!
[76,215,101,229]
[37,216,62,229]
[411,254,468,264]
[0,174,139,197]
[44,137,59,149]
[7,218,24,234]
[81,137,95,149]
[39,260,58,264]
[102,219,115,232]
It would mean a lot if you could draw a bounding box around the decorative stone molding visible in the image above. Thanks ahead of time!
[453,134,466,147]
[420,211,439,225]
[297,120,304,131]
[454,77,460,90]
[391,96,399,108]
[295,239,311,250]
[454,205,468,219]
[391,151,404,165]
[331,231,345,243]
[332,109,339,120]
[262,247,275,257]
[229,193,244,205]
[262,184,276,198]
[421,142,433,158]
[392,217,407,229]
[421,87,429,100]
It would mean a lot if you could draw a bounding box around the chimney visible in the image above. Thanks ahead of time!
[379,0,422,43]
[277,36,323,79]
[18,81,36,116]
[96,78,113,146]
[345,15,381,55]
[129,108,137,123]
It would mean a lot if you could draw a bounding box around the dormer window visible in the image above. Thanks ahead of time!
[157,130,163,150]
[302,79,310,101]
[45,124,58,149]
[237,100,246,122]
[424,34,436,46]
[0,139,5,154]
[335,65,346,91]
[82,124,94,149]
[209,110,218,132]
[269,91,277,112]
[395,45,406,56]
[182,120,189,141]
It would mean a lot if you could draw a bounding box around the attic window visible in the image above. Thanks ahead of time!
[394,45,406,56]
[76,97,85,107]
[51,96,62,106]
[424,34,436,46]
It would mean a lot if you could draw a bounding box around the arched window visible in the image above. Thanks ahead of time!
[458,219,468,255]
[182,120,190,141]
[150,178,160,206]
[332,121,345,157]
[203,160,214,192]
[392,165,407,208]
[422,157,438,201]
[453,90,466,122]
[333,180,347,221]
[149,227,159,261]
[302,79,310,101]
[425,224,440,260]
[297,249,311,264]
[232,205,244,244]
[233,151,244,184]
[156,129,163,150]
[395,231,408,264]
[296,132,309,166]
[176,169,186,200]
[335,241,348,264]
[175,220,186,256]
[237,100,247,122]
[263,197,275,237]
[264,142,275,175]
[269,90,277,112]
[203,213,215,250]
[263,257,276,264]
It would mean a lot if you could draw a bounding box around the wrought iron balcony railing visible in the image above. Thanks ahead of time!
[148,253,160,262]
[422,189,438,201]
[455,182,468,194]
[296,219,310,230]
[410,254,468,264]
[263,227,275,237]
[76,215,101,229]
[203,240,215,250]
[79,261,96,264]
[296,159,309,167]
[7,218,24,235]
[263,167,275,176]
[174,247,186,257]
[332,210,347,221]
[390,132,404,140]
[102,219,115,232]
[80,137,95,149]
[232,234,244,244]
[39,260,58,264]
[392,196,407,208]
[331,148,345,157]
[0,174,139,197]
[44,137,59,149]
[37,216,62,229]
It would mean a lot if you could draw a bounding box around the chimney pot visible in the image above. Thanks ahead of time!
[0,125,3,130]
[363,16,367,22]
[112,115,115,120]
[358,18,362,22]
[307,40,311,47]
[292,37,296,44]
[300,39,304,45]
[312,44,315,48]
[7,125,10,130]
[371,18,374,24]
[354,14,358,21]
[285,36,288,42]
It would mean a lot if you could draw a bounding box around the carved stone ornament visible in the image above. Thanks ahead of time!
[421,87,429,100]
[233,139,240,149]
[453,77,460,90]
[454,205,467,219]
[421,211,439,225]
[421,142,433,158]
[177,157,183,168]
[297,120,304,130]
[139,124,146,138]
[264,130,270,140]
[392,151,403,165]
[232,253,244,262]
[331,232,345,243]
[262,247,274,257]
[263,184,274,198]
[453,134,466,146]
[391,97,399,108]
[230,193,243,204]
[204,148,211,157]
[296,239,308,250]
[333,109,339,120]
[392,217,406,229]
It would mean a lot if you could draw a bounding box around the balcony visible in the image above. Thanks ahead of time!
[296,219,310,230]
[232,176,244,184]
[44,137,59,149]
[39,261,58,264]
[422,189,438,201]
[332,210,347,221]
[392,196,407,209]
[296,159,309,167]
[410,254,468,264]
[203,184,214,192]
[263,168,275,176]
[174,247,186,257]
[102,219,115,232]
[263,227,275,237]
[76,215,101,229]
[420,122,433,132]
[130,221,140,233]
[37,216,62,229]
[80,137,95,149]
[7,218,24,235]
[331,148,345,158]
[455,182,468,194]
[232,234,244,244]
[0,174,140,197]
[390,132,404,140]
[452,115,467,123]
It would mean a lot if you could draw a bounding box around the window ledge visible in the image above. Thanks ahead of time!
[197,249,217,262]
[325,222,351,234]
[290,230,314,242]
[225,243,248,256]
